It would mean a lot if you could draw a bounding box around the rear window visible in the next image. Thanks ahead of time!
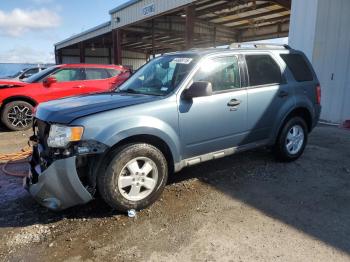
[107,68,121,77]
[84,68,110,80]
[280,54,313,82]
[246,55,283,86]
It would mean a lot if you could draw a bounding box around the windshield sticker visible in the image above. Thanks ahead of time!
[160,87,168,92]
[172,58,193,64]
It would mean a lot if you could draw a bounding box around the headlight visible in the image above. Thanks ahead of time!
[47,125,84,148]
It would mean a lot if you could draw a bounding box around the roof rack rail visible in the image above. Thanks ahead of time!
[228,43,292,50]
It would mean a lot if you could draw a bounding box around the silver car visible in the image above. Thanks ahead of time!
[26,44,321,211]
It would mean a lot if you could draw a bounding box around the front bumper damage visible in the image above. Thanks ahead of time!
[25,156,93,211]
[24,121,109,211]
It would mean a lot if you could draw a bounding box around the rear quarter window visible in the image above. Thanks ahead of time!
[245,54,283,86]
[84,68,110,80]
[280,54,314,82]
[107,68,121,77]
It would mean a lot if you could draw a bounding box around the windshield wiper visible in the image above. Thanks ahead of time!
[117,88,141,94]
[117,88,163,96]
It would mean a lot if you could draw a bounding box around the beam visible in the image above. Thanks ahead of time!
[236,14,290,29]
[215,8,286,26]
[268,0,291,9]
[199,2,273,18]
[185,5,195,49]
[112,29,122,65]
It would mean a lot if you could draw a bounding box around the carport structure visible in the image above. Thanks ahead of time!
[55,0,291,69]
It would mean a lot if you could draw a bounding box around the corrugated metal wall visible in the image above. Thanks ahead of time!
[290,0,350,123]
[121,50,146,70]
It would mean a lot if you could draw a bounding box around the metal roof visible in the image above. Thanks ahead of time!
[109,0,142,14]
[55,21,111,48]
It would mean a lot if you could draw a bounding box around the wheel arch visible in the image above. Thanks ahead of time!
[108,134,174,172]
[89,134,175,191]
[1,96,38,107]
[273,107,313,145]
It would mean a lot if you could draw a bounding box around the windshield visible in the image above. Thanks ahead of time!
[117,54,198,96]
[9,69,26,78]
[24,66,58,83]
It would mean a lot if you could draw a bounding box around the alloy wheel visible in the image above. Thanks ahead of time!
[117,157,158,201]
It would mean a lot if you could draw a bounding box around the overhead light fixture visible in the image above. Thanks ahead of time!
[181,14,186,18]
[91,43,96,51]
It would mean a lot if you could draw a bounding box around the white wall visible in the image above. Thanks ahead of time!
[289,0,350,123]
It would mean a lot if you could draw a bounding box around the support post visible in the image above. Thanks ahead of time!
[79,42,85,63]
[212,26,216,47]
[108,47,112,64]
[185,5,195,50]
[55,48,62,64]
[112,29,122,65]
[152,19,155,58]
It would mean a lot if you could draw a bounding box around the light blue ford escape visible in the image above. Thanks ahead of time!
[26,44,321,211]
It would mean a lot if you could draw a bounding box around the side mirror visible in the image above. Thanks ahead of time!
[183,81,213,99]
[43,76,57,87]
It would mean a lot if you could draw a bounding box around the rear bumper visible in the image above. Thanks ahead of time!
[25,156,93,211]
[313,104,322,129]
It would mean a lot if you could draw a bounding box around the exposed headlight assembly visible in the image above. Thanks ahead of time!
[47,125,84,148]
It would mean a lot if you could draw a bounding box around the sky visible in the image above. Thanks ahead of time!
[0,0,288,64]
[0,0,129,63]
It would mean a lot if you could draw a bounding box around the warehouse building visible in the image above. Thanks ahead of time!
[54,0,350,124]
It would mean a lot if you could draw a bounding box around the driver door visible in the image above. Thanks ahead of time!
[44,68,85,100]
[179,55,248,158]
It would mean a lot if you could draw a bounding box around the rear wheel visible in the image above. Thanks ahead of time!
[1,101,34,131]
[98,143,168,212]
[274,117,308,162]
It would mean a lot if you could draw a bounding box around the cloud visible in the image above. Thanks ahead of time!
[0,8,61,37]
[0,46,55,63]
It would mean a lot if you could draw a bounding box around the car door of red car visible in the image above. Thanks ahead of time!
[81,68,131,93]
[44,68,87,100]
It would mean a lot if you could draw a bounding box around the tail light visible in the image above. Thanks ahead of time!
[316,84,321,104]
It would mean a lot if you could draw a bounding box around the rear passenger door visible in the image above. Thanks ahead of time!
[244,53,290,143]
[81,68,115,93]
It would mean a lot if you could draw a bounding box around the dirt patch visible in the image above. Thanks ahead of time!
[0,125,350,261]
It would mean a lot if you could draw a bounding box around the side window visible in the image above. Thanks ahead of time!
[246,55,282,86]
[194,56,240,92]
[107,69,121,77]
[26,68,39,75]
[85,68,110,80]
[280,54,313,82]
[51,68,84,82]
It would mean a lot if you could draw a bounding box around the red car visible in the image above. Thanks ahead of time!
[0,64,131,131]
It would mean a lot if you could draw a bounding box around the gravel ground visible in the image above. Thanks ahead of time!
[0,124,350,262]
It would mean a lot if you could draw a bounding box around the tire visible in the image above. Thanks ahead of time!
[274,117,308,162]
[98,143,168,212]
[1,101,34,131]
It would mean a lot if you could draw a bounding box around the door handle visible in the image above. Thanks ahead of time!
[227,99,241,107]
[278,90,289,97]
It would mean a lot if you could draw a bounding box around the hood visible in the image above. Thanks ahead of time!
[35,92,160,124]
[0,80,27,89]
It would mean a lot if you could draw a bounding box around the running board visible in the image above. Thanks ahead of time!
[174,139,268,172]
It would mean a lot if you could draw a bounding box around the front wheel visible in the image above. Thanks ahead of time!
[98,143,168,212]
[274,117,308,162]
[1,101,34,131]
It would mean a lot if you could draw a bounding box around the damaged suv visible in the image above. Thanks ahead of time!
[26,44,321,211]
